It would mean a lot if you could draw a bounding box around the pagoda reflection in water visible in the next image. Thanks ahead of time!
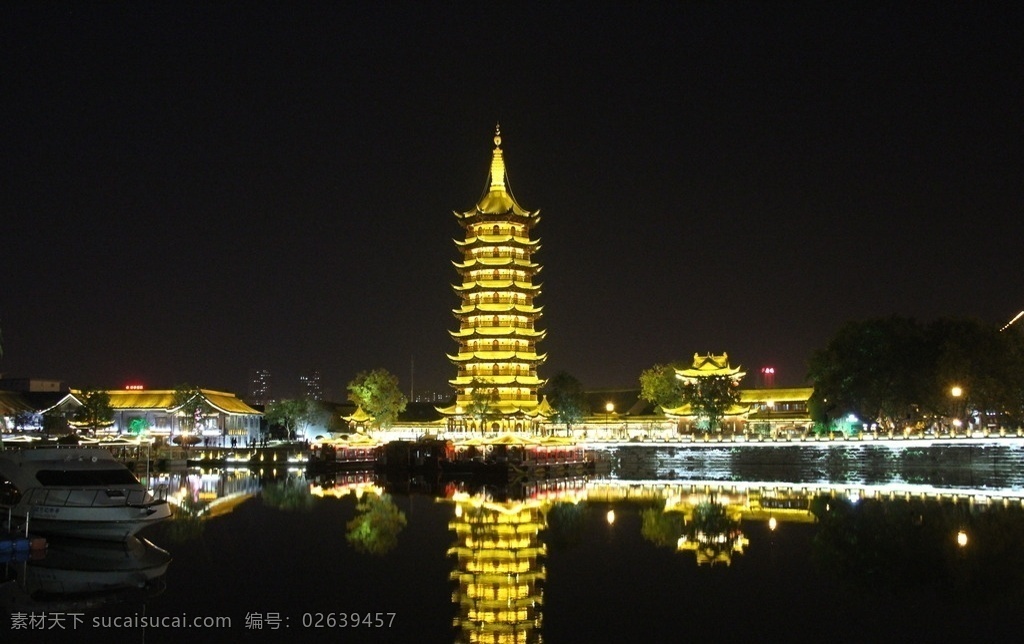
[446,490,549,644]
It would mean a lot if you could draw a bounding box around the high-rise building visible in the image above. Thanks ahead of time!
[247,369,272,406]
[440,127,547,431]
[300,370,323,401]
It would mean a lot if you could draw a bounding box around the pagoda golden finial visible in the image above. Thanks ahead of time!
[489,124,506,191]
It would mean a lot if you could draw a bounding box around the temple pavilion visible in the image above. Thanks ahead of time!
[661,353,751,433]
[439,127,547,432]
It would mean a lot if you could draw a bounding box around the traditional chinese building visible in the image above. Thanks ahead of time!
[102,388,261,441]
[440,127,547,432]
[660,354,813,436]
[661,353,749,433]
[447,493,546,643]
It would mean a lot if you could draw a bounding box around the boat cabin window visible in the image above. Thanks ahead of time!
[35,469,140,487]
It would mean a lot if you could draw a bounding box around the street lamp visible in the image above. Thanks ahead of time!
[951,386,964,434]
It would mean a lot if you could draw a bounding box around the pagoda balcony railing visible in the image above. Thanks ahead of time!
[457,393,540,403]
[468,297,533,306]
[467,271,535,282]
[460,369,538,378]
[459,321,538,330]
[464,344,537,352]
[472,249,530,261]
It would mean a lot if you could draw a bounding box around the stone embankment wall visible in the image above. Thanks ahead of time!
[606,442,1024,488]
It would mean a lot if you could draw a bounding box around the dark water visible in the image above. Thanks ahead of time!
[4,443,1024,643]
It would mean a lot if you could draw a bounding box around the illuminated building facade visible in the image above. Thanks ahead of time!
[441,127,547,431]
[447,494,546,643]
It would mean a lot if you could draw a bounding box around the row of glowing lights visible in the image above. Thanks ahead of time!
[469,225,527,237]
[468,293,532,305]
[469,246,530,259]
[465,270,532,282]
[465,340,536,350]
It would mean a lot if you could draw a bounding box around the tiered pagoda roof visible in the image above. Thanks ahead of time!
[441,126,548,423]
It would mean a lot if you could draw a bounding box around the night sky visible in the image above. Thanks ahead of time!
[3,2,1022,400]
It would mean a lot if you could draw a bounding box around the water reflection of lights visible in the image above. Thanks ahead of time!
[445,492,546,643]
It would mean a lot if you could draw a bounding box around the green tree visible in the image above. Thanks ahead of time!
[809,316,1024,432]
[545,501,588,551]
[265,398,313,439]
[261,477,314,511]
[466,378,501,431]
[641,507,685,548]
[73,387,113,434]
[807,317,931,431]
[926,318,1024,430]
[544,371,588,433]
[346,493,408,556]
[347,369,408,429]
[172,384,206,433]
[639,362,686,409]
[680,374,741,434]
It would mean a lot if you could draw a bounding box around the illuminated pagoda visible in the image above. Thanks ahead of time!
[676,352,746,384]
[440,126,547,431]
[447,493,546,644]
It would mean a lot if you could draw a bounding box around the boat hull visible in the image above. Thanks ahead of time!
[7,501,171,541]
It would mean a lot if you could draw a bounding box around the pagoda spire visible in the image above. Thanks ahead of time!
[440,127,547,432]
[489,123,507,192]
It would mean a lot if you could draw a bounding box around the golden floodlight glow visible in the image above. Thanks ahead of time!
[768,517,777,531]
[442,126,546,426]
[957,530,968,547]
[606,509,616,525]
[951,386,963,398]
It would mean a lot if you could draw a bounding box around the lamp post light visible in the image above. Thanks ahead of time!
[605,402,614,439]
[951,386,964,435]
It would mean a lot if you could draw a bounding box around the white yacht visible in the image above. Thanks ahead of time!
[0,447,171,541]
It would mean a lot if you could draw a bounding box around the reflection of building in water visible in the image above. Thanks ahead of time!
[674,500,748,566]
[447,492,547,644]
[149,469,262,519]
[307,469,380,500]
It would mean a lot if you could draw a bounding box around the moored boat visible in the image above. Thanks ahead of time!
[0,447,171,541]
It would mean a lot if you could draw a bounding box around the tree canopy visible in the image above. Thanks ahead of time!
[466,378,501,429]
[346,369,408,429]
[265,398,315,439]
[172,384,206,433]
[639,362,686,409]
[346,493,408,556]
[680,374,742,434]
[808,316,1024,431]
[73,387,113,433]
[543,371,588,432]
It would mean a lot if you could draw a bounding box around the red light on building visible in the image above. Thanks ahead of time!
[124,384,145,391]
[760,367,775,388]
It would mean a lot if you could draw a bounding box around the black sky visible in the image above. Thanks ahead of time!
[2,1,1022,400]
